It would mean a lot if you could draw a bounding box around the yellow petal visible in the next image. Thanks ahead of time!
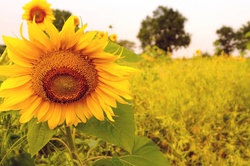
[39,102,54,122]
[81,99,93,119]
[96,64,138,78]
[103,105,115,122]
[0,89,34,111]
[60,16,75,49]
[2,36,40,61]
[95,87,117,107]
[99,82,132,100]
[48,103,61,129]
[19,96,42,123]
[37,100,51,121]
[91,92,105,111]
[0,76,31,90]
[97,84,129,105]
[75,24,87,37]
[82,42,107,55]
[73,24,87,48]
[92,92,115,121]
[86,94,104,121]
[58,104,66,125]
[0,65,32,77]
[0,82,32,97]
[4,49,32,67]
[75,31,97,50]
[95,65,123,77]
[28,21,52,52]
[75,102,87,123]
[65,103,77,126]
[92,56,119,65]
[43,18,60,50]
[97,70,125,82]
[73,118,80,126]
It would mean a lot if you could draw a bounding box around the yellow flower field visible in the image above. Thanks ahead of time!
[131,56,250,165]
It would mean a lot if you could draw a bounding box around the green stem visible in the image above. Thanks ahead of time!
[51,137,83,166]
[65,126,77,159]
[65,126,84,166]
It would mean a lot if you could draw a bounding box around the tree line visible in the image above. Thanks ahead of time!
[137,6,250,56]
[1,7,249,56]
[213,23,250,56]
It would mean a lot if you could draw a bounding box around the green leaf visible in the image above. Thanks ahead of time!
[76,103,135,153]
[9,152,35,166]
[245,31,250,37]
[92,136,170,166]
[93,157,124,166]
[120,136,170,166]
[247,42,250,50]
[27,119,56,157]
[104,42,142,62]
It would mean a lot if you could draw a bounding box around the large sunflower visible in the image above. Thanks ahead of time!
[0,16,137,129]
[22,0,55,27]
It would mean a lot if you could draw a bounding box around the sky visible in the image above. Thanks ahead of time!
[1,0,250,57]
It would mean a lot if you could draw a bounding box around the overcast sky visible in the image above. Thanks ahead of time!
[1,0,250,57]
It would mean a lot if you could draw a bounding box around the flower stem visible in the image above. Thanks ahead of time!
[65,126,78,162]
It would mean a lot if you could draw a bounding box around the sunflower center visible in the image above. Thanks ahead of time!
[42,67,89,104]
[32,51,98,104]
[30,7,46,23]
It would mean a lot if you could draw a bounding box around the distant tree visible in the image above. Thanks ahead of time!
[137,6,191,52]
[116,39,136,51]
[213,26,236,55]
[235,21,250,53]
[53,9,72,31]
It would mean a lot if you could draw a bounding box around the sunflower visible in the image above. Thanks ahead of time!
[0,16,137,129]
[22,0,55,27]
[97,31,105,38]
[109,34,118,42]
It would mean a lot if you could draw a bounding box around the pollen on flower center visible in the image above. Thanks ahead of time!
[30,7,46,23]
[42,67,89,103]
[32,50,98,104]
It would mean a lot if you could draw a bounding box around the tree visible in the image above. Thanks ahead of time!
[137,6,191,52]
[235,21,250,53]
[116,39,136,51]
[53,9,72,31]
[213,26,236,55]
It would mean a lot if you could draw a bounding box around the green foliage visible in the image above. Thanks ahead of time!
[213,26,236,55]
[214,21,250,55]
[235,21,250,53]
[246,32,250,51]
[0,111,30,166]
[137,6,190,52]
[104,41,142,62]
[93,136,170,166]
[131,56,250,165]
[27,119,56,157]
[120,136,170,166]
[77,103,135,154]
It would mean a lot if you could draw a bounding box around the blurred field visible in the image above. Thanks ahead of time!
[1,51,250,165]
[131,55,250,165]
